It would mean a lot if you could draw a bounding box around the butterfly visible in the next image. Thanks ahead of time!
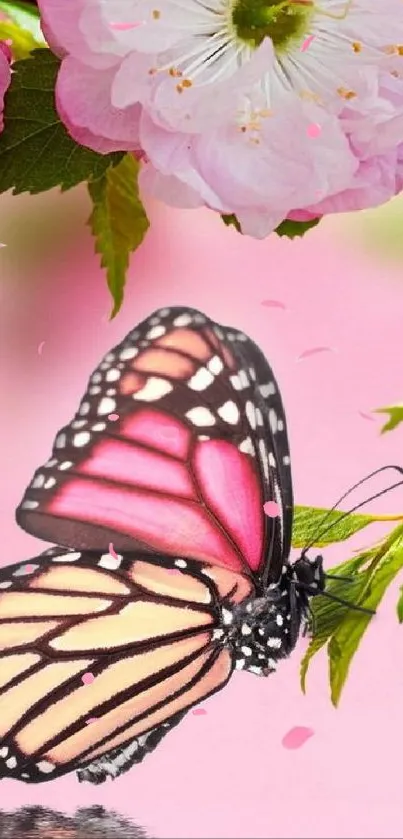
[0,306,327,785]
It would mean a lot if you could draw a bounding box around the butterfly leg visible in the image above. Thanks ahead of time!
[77,711,187,784]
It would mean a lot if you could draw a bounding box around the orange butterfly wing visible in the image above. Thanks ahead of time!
[0,548,253,783]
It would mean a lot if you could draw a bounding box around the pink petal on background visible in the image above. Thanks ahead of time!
[37,341,46,355]
[358,411,376,422]
[108,542,118,559]
[192,708,207,716]
[108,21,145,30]
[307,123,322,139]
[108,412,119,421]
[264,501,280,518]
[260,299,287,309]
[282,726,315,750]
[81,672,95,685]
[296,346,337,361]
[301,34,315,52]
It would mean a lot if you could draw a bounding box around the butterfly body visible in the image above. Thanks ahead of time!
[0,306,325,783]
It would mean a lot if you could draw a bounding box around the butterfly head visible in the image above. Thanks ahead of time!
[291,553,326,596]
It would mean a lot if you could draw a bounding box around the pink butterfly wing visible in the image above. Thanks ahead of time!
[16,308,288,578]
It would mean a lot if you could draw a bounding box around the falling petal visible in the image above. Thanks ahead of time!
[358,411,376,422]
[37,341,46,355]
[108,542,118,559]
[264,501,280,518]
[81,672,95,686]
[109,21,145,30]
[260,299,287,310]
[192,708,207,716]
[296,346,337,361]
[301,34,315,52]
[307,123,322,138]
[108,413,119,421]
[282,726,315,749]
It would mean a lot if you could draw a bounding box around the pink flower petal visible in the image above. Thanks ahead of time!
[37,341,46,355]
[296,346,337,361]
[282,726,315,750]
[307,123,322,139]
[264,501,281,518]
[358,411,376,422]
[192,708,207,716]
[108,412,119,421]
[260,300,287,310]
[301,34,315,52]
[108,542,118,559]
[81,672,95,685]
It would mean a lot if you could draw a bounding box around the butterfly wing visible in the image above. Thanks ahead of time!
[0,547,253,783]
[16,307,292,582]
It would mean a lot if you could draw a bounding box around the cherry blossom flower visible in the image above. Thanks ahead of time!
[38,0,403,236]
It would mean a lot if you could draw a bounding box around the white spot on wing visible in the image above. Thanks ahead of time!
[73,431,91,447]
[208,356,223,375]
[20,500,39,509]
[99,552,122,570]
[105,369,120,382]
[36,761,55,774]
[217,400,239,425]
[188,367,214,391]
[173,314,192,327]
[53,552,82,563]
[133,377,173,402]
[245,401,256,430]
[186,407,216,427]
[120,347,138,361]
[98,397,116,415]
[259,382,276,397]
[269,409,278,433]
[146,325,166,339]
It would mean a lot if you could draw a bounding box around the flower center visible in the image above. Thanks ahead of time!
[230,0,315,51]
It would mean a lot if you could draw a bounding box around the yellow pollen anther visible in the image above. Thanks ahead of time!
[352,41,362,53]
[152,9,161,19]
[337,87,357,100]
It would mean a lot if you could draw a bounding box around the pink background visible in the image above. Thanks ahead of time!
[1,191,403,838]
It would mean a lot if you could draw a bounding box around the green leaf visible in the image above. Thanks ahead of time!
[0,50,124,195]
[328,527,403,705]
[0,19,41,60]
[0,0,44,42]
[274,217,321,239]
[397,587,403,623]
[88,154,150,319]
[221,213,241,233]
[374,404,403,434]
[292,505,377,548]
[300,551,374,692]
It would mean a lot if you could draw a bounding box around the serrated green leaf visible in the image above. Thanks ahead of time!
[374,404,403,434]
[0,0,44,43]
[0,20,41,60]
[221,213,241,233]
[328,527,403,705]
[292,505,377,548]
[274,217,321,239]
[88,154,150,319]
[397,587,403,623]
[0,50,124,195]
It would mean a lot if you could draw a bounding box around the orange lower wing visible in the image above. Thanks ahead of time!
[0,548,250,782]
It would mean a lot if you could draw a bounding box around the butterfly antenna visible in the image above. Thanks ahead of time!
[324,572,354,583]
[299,583,375,615]
[300,465,403,557]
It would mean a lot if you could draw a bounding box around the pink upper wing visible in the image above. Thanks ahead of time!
[16,308,289,578]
